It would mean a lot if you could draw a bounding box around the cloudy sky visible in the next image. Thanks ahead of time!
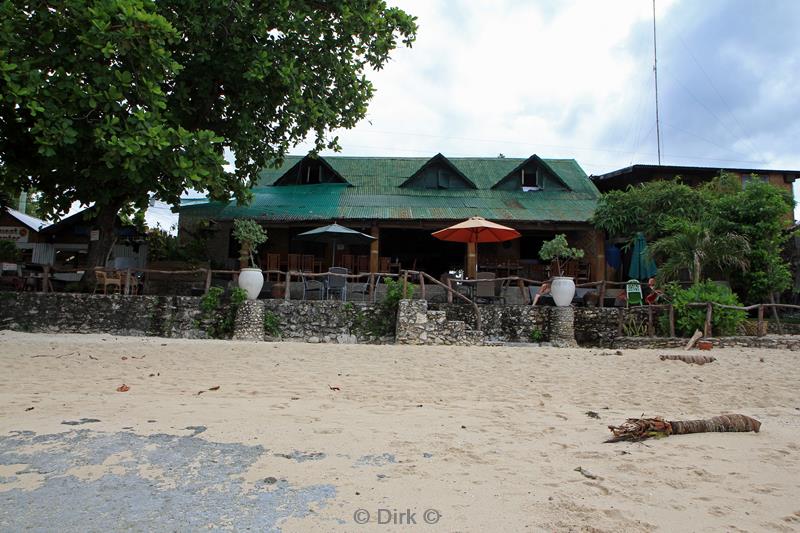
[295,0,800,209]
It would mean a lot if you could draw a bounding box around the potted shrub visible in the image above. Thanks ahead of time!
[539,234,585,307]
[232,219,268,300]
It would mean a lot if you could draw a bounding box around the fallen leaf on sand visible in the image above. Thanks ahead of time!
[116,384,130,392]
[575,466,597,479]
[208,386,220,391]
[121,356,128,360]
[25,407,34,411]
[329,385,341,391]
[586,411,601,419]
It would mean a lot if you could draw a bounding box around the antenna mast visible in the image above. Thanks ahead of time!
[652,0,662,164]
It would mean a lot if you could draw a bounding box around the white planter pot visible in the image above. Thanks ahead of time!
[550,276,576,307]
[238,268,264,300]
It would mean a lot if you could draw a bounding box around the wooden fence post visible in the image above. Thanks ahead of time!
[419,273,426,300]
[284,271,291,301]
[757,304,765,336]
[668,304,675,337]
[647,305,654,337]
[204,269,212,293]
[518,278,528,304]
[124,268,131,295]
[704,302,713,337]
[599,280,606,308]
[402,271,408,298]
[446,278,453,304]
[42,265,50,293]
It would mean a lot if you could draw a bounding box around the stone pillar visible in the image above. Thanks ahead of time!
[548,306,578,348]
[232,300,265,341]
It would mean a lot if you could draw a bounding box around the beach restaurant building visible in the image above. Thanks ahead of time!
[178,153,605,282]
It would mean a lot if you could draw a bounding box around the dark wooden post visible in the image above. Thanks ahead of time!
[668,304,675,337]
[704,303,713,337]
[402,270,409,298]
[42,265,50,293]
[284,270,291,301]
[757,304,765,336]
[204,269,212,294]
[419,273,426,300]
[599,280,606,308]
[647,305,654,336]
[446,278,453,304]
[518,278,528,304]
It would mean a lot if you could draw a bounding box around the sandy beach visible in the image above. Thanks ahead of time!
[1,330,799,532]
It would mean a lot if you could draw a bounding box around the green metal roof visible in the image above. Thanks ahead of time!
[180,155,600,223]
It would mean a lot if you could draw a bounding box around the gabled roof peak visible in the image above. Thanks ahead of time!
[399,153,477,189]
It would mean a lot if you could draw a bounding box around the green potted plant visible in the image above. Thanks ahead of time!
[539,234,585,306]
[232,219,268,300]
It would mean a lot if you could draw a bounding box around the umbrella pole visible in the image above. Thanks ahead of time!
[467,242,477,279]
[331,239,337,268]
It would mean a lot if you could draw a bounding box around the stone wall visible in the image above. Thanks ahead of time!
[262,300,384,344]
[396,300,483,345]
[614,335,800,351]
[0,292,205,338]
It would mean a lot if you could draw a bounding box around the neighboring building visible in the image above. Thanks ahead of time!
[590,164,798,195]
[179,153,606,281]
[0,207,47,263]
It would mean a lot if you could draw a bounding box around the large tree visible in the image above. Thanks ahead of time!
[0,0,416,277]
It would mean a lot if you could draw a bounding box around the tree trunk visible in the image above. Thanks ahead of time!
[693,252,702,284]
[80,201,123,289]
[606,414,760,442]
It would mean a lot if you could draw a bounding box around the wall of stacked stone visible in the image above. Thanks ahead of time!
[396,300,483,345]
[262,300,384,344]
[614,335,800,351]
[0,292,205,338]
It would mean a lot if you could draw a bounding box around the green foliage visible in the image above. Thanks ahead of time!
[528,328,544,343]
[0,240,21,262]
[622,313,648,337]
[593,175,795,304]
[349,278,415,339]
[0,0,417,270]
[232,219,268,267]
[198,286,247,339]
[665,281,746,337]
[539,234,584,277]
[263,310,281,338]
[593,180,709,240]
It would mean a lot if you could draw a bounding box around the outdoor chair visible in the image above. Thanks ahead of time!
[475,272,504,304]
[300,272,324,300]
[94,270,121,295]
[266,253,281,281]
[287,254,301,272]
[626,279,643,306]
[326,267,348,301]
[301,254,315,273]
[349,274,377,302]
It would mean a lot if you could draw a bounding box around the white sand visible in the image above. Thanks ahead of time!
[1,330,799,532]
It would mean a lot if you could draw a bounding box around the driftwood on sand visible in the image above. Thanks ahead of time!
[659,354,716,365]
[606,414,761,443]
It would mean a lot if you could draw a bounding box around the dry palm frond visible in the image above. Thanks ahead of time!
[659,354,716,365]
[606,414,761,443]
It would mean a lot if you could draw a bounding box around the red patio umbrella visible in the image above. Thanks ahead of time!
[432,216,521,278]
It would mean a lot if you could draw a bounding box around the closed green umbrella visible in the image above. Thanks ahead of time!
[629,232,657,280]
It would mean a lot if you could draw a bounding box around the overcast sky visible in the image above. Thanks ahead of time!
[294,0,800,211]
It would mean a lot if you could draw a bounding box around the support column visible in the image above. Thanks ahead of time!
[466,242,477,279]
[592,229,606,282]
[370,225,380,274]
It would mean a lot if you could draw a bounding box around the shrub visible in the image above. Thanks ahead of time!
[198,286,248,338]
[528,328,544,343]
[264,310,281,337]
[665,281,746,337]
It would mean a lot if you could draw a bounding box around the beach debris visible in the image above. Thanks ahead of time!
[659,354,716,365]
[263,476,277,485]
[148,373,156,377]
[574,466,597,479]
[685,330,703,350]
[61,418,101,426]
[25,407,34,411]
[276,451,326,462]
[696,340,713,350]
[185,425,207,436]
[116,384,130,392]
[121,356,128,360]
[606,414,761,443]
[208,385,220,391]
[615,350,623,355]
[197,385,220,395]
[586,411,601,419]
[329,385,340,391]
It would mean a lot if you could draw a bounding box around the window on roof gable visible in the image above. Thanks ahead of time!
[406,163,471,190]
[274,158,346,186]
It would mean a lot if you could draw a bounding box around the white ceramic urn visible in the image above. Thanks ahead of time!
[238,268,264,300]
[550,276,576,307]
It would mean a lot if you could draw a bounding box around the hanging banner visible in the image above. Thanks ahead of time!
[0,226,28,243]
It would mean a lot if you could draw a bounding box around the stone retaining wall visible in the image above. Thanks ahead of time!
[614,335,800,351]
[396,300,483,345]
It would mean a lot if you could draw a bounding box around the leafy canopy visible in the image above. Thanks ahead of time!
[0,0,417,266]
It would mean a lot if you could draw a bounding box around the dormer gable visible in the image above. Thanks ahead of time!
[492,155,571,191]
[273,155,349,186]
[399,153,477,190]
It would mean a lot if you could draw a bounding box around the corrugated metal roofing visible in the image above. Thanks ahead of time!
[181,155,600,223]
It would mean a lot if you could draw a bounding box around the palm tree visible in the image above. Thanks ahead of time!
[648,218,750,284]
[606,414,761,442]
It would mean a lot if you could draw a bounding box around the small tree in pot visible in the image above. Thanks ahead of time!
[232,219,268,299]
[539,234,585,306]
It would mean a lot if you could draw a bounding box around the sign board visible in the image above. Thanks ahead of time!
[90,229,100,241]
[0,226,28,243]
